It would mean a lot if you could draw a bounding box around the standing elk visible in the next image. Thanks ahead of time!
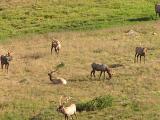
[91,62,112,80]
[48,71,67,85]
[134,47,147,63]
[1,52,13,73]
[57,96,77,120]
[51,39,61,55]
[155,3,160,17]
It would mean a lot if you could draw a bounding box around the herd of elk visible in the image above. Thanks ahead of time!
[2,3,157,119]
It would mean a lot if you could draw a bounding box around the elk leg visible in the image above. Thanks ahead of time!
[140,55,142,63]
[6,64,9,73]
[56,47,59,54]
[65,115,68,120]
[91,70,96,78]
[137,54,139,63]
[1,63,3,70]
[99,71,102,79]
[71,115,74,120]
[107,70,112,80]
[51,45,53,54]
[54,48,57,54]
[74,113,77,119]
[103,71,105,79]
[90,70,94,78]
[134,53,137,63]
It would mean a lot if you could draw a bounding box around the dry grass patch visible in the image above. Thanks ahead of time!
[0,22,160,119]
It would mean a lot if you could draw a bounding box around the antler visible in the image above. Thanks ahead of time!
[59,96,72,105]
[63,96,72,104]
[59,96,63,105]
[50,69,57,74]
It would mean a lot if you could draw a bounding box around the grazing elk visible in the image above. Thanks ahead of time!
[134,47,147,63]
[91,62,112,80]
[155,3,160,17]
[51,39,61,55]
[1,52,13,72]
[57,96,77,120]
[48,71,67,85]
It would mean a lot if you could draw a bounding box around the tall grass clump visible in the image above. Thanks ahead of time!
[77,95,113,112]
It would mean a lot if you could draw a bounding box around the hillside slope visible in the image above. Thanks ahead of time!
[0,0,159,40]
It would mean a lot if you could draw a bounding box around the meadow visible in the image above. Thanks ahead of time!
[0,0,159,40]
[0,21,160,119]
[1,0,160,120]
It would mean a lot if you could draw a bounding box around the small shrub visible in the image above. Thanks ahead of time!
[55,62,65,70]
[93,48,103,53]
[130,100,140,112]
[77,95,113,112]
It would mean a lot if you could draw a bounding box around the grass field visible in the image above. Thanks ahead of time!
[0,0,159,40]
[1,0,160,120]
[0,21,160,119]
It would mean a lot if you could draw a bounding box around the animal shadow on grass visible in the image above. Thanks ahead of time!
[127,16,153,22]
[68,76,90,82]
[109,63,124,68]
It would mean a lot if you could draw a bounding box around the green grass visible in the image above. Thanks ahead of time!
[0,0,159,40]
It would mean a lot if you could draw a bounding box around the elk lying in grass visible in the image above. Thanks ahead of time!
[91,62,112,80]
[134,47,147,63]
[155,3,160,17]
[1,52,13,73]
[51,39,61,55]
[57,96,77,120]
[48,71,67,85]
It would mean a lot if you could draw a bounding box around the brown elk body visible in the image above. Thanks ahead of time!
[51,39,61,54]
[91,63,112,79]
[0,52,12,73]
[48,71,67,85]
[134,47,147,63]
[155,4,160,17]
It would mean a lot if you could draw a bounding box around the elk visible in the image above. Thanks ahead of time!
[155,3,160,17]
[51,39,61,55]
[57,96,77,120]
[48,71,67,85]
[1,52,13,73]
[91,62,112,80]
[134,47,147,63]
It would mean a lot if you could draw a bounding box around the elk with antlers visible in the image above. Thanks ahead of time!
[51,39,61,55]
[57,96,77,120]
[134,47,147,63]
[48,70,67,85]
[1,52,13,73]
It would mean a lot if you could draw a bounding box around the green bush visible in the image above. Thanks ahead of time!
[55,62,65,70]
[77,95,113,112]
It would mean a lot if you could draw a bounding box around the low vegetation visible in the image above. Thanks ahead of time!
[77,95,113,112]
